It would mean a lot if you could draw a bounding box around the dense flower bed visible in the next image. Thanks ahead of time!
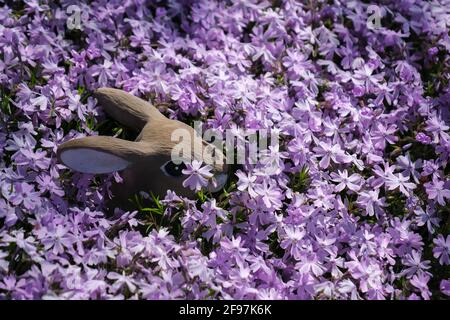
[0,0,449,299]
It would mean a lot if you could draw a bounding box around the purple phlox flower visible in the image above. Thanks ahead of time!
[171,84,204,112]
[323,247,345,278]
[254,180,283,209]
[424,177,450,206]
[313,141,353,169]
[231,259,252,282]
[5,131,37,154]
[202,199,228,222]
[317,59,342,76]
[374,81,394,105]
[41,225,77,255]
[144,63,174,96]
[395,61,419,83]
[297,70,320,96]
[36,174,65,197]
[352,63,383,92]
[186,253,211,282]
[353,229,378,256]
[371,123,398,150]
[401,251,431,278]
[247,204,277,226]
[414,206,440,234]
[296,252,326,277]
[30,94,49,111]
[258,143,287,176]
[424,114,449,144]
[202,200,229,243]
[356,189,386,217]
[307,185,335,210]
[415,132,432,145]
[107,271,137,293]
[41,56,64,75]
[376,235,396,265]
[14,147,50,170]
[282,49,312,78]
[406,293,421,300]
[287,136,310,166]
[0,198,18,227]
[314,281,336,299]
[220,236,248,255]
[359,133,384,164]
[433,234,450,265]
[409,273,431,300]
[421,159,441,180]
[428,47,439,57]
[9,182,41,210]
[330,169,361,192]
[90,59,113,87]
[256,288,285,299]
[372,161,396,188]
[182,160,213,191]
[235,170,258,197]
[19,121,39,135]
[440,280,450,296]
[345,257,385,297]
[158,270,186,299]
[322,116,346,142]
[280,225,306,260]
[388,218,424,255]
[84,276,108,298]
[0,275,27,293]
[2,230,37,257]
[385,172,416,197]
[396,153,422,183]
[337,279,361,300]
[336,38,357,70]
[67,91,88,121]
[352,84,365,97]
[292,272,316,299]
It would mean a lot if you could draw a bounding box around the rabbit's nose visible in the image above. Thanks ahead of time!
[208,172,228,193]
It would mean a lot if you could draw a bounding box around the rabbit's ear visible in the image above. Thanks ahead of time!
[94,88,166,132]
[57,136,152,174]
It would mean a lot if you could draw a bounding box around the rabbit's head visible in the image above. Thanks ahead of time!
[57,88,228,209]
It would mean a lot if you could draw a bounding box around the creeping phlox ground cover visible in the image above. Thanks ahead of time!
[0,0,449,300]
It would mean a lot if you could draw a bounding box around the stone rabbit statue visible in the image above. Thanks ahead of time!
[57,88,228,210]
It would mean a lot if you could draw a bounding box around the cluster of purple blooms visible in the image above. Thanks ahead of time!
[0,0,449,300]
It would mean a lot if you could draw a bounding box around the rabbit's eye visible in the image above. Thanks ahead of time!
[161,161,186,177]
